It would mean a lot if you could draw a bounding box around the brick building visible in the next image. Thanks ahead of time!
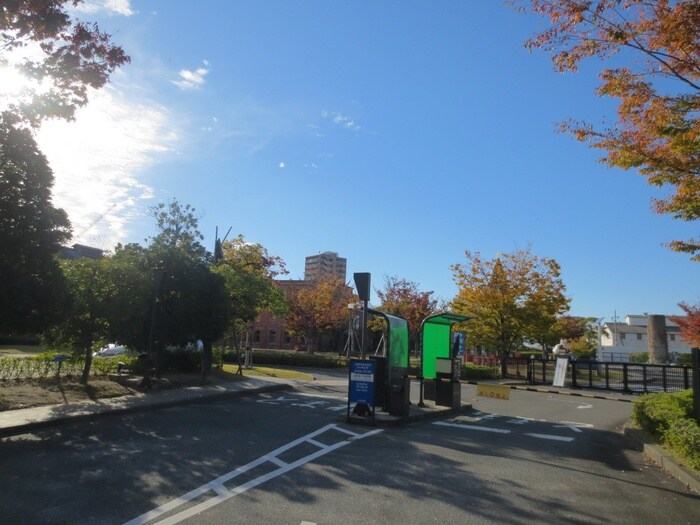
[251,251,349,351]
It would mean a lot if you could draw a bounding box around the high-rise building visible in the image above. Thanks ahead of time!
[304,251,347,282]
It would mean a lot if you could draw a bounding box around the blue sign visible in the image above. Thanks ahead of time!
[452,332,466,357]
[349,359,375,406]
[53,354,69,363]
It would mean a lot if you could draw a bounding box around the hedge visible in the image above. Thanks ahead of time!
[221,348,347,369]
[0,353,139,381]
[632,390,700,470]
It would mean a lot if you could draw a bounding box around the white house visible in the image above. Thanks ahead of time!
[599,314,690,361]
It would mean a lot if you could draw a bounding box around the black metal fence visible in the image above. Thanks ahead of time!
[503,357,695,394]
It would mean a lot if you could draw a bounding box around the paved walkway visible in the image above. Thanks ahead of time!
[0,376,291,438]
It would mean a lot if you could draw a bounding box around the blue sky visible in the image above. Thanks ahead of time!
[20,1,700,319]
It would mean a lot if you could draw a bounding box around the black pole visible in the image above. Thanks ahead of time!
[692,348,700,425]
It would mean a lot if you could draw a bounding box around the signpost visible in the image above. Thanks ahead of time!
[553,358,568,387]
[347,359,375,422]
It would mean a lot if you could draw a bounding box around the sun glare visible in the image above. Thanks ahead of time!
[0,66,31,97]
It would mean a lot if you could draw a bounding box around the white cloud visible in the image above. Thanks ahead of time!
[279,161,286,169]
[36,86,177,250]
[173,63,210,90]
[321,110,361,131]
[75,0,136,16]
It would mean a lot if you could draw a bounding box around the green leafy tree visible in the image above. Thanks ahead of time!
[143,200,228,382]
[285,276,355,353]
[375,276,438,354]
[451,249,570,356]
[103,243,152,352]
[512,0,700,259]
[45,258,110,384]
[0,122,71,335]
[1,0,130,126]
[213,235,288,358]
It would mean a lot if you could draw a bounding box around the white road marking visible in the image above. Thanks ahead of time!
[435,418,583,443]
[577,403,593,409]
[525,433,574,442]
[559,421,594,428]
[122,424,382,525]
[434,421,510,434]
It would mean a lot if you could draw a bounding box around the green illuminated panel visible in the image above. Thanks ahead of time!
[422,323,451,379]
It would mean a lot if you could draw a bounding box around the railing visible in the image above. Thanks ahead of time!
[503,357,694,394]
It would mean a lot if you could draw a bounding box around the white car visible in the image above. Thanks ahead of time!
[93,344,129,358]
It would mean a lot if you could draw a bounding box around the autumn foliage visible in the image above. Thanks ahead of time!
[514,0,700,259]
[375,276,438,353]
[285,277,355,353]
[670,302,700,347]
[1,0,130,126]
[451,249,570,356]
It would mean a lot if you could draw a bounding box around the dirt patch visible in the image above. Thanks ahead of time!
[0,369,244,412]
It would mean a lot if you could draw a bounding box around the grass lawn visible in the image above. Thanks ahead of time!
[0,345,43,357]
[221,364,313,381]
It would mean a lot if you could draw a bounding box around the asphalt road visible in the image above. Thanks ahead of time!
[1,380,698,525]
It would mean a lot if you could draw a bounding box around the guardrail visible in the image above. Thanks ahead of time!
[503,357,694,394]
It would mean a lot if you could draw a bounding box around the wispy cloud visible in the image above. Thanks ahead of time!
[278,161,286,169]
[173,61,210,91]
[75,0,136,16]
[36,86,177,250]
[321,110,361,131]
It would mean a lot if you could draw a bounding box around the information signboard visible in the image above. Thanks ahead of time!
[349,359,375,406]
[553,358,568,387]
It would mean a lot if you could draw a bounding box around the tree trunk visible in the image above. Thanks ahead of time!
[80,346,93,385]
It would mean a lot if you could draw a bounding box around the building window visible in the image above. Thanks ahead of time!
[637,333,643,341]
[253,330,261,343]
[670,334,676,341]
[283,331,291,344]
[620,333,626,340]
[269,330,277,344]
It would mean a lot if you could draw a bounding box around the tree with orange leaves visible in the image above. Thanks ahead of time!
[670,302,700,347]
[512,0,700,259]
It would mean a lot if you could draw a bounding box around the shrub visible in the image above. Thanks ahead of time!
[629,352,648,363]
[633,390,700,470]
[229,349,347,368]
[461,363,500,381]
[0,353,139,380]
[159,349,202,373]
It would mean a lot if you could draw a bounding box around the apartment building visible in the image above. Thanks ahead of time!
[304,251,347,282]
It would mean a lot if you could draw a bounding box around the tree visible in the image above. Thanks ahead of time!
[528,314,590,355]
[375,276,438,354]
[670,302,700,347]
[451,249,570,356]
[45,258,110,384]
[1,0,130,126]
[513,0,700,259]
[213,235,287,357]
[285,276,354,353]
[0,121,71,334]
[144,201,228,380]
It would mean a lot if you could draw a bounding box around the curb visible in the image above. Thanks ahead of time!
[623,423,700,495]
[0,382,292,439]
[490,382,634,402]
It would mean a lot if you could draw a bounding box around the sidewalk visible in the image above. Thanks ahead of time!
[0,376,292,438]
